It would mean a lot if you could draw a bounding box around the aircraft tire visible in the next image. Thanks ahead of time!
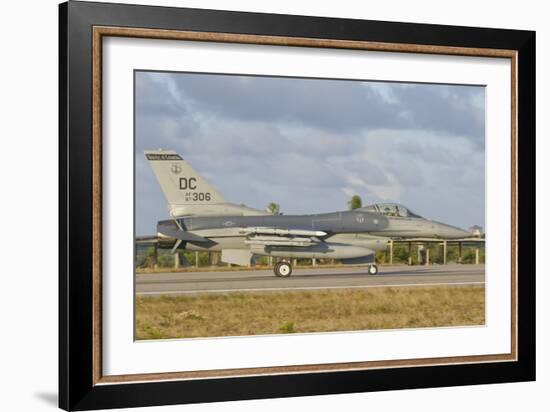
[367,264,379,275]
[274,261,293,277]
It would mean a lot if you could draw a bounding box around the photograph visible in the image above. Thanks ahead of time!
[53,1,536,410]
[134,70,486,340]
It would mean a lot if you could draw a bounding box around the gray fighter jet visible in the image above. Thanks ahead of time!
[144,150,470,277]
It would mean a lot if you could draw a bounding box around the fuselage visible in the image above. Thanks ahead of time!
[156,209,470,256]
[177,209,469,239]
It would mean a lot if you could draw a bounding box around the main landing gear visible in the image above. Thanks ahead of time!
[274,260,293,278]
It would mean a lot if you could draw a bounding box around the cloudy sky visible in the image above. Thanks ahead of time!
[135,71,485,235]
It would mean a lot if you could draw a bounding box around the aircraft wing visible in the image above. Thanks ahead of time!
[240,226,326,247]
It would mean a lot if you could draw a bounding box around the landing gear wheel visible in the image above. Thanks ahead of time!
[368,264,379,275]
[274,261,293,278]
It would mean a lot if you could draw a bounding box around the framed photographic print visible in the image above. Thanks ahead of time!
[59,1,535,410]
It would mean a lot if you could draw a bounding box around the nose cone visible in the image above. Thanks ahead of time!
[435,222,471,239]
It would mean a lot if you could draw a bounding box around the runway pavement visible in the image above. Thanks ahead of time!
[136,264,485,296]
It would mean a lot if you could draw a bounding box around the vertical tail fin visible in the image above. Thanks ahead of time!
[145,149,266,217]
[145,150,226,209]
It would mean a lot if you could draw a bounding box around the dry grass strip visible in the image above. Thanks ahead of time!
[136,286,484,340]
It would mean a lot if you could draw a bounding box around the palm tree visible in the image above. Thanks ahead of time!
[267,202,280,215]
[348,195,362,210]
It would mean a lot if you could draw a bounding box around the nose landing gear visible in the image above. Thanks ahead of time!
[274,260,293,277]
[367,264,379,275]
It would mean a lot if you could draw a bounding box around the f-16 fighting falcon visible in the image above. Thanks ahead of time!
[143,150,471,277]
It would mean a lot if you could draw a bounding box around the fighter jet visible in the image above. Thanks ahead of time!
[142,150,470,277]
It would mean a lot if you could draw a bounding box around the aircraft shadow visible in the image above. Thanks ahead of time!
[135,269,471,285]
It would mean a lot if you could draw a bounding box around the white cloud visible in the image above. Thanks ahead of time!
[363,82,400,105]
[134,72,485,233]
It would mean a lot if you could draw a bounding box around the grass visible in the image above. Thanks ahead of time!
[135,286,485,340]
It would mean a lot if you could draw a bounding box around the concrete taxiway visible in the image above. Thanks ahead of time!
[136,264,485,296]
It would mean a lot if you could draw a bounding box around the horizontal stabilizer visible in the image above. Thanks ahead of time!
[157,221,211,243]
[135,235,160,245]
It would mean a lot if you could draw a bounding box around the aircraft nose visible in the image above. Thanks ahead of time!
[436,223,471,239]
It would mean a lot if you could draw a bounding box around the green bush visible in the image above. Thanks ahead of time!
[278,321,297,333]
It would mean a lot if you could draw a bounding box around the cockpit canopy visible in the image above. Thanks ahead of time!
[359,203,422,218]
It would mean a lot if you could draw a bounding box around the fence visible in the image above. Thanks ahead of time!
[136,238,485,270]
